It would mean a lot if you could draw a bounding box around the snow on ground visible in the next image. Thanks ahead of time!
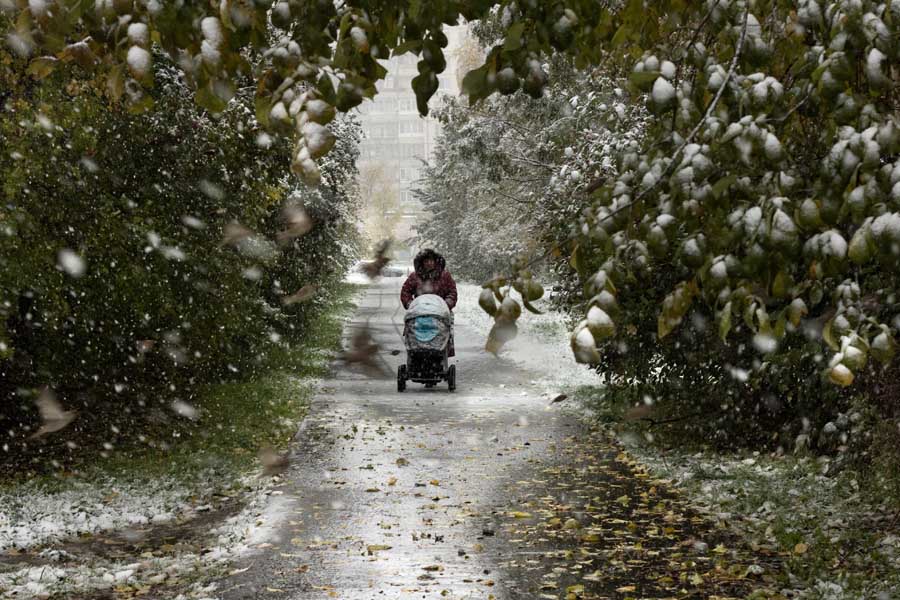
[0,473,209,552]
[455,283,597,390]
[454,283,900,598]
[625,446,900,599]
[0,469,284,599]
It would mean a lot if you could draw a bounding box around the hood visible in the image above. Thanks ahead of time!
[413,248,445,277]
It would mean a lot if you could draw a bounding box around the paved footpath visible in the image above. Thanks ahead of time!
[219,279,774,600]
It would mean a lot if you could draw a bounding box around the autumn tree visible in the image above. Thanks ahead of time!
[5,0,899,398]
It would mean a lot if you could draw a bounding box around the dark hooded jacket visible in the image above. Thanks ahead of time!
[400,249,458,310]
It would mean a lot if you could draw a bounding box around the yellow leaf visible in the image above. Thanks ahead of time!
[616,585,636,593]
[366,544,392,554]
[713,543,728,553]
[794,542,809,554]
[27,56,57,80]
[690,573,704,586]
[107,65,125,102]
[510,511,532,519]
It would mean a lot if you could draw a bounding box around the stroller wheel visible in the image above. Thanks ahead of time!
[447,364,456,392]
[397,364,407,393]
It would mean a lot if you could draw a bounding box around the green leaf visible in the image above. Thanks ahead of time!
[461,65,488,103]
[317,73,337,105]
[610,24,630,47]
[255,96,273,127]
[628,70,659,92]
[522,297,544,315]
[570,244,589,279]
[478,288,498,316]
[411,70,437,115]
[106,65,125,102]
[658,281,697,339]
[504,22,526,51]
[718,301,732,342]
[393,40,422,55]
[712,174,737,199]
[822,318,839,351]
[196,83,227,113]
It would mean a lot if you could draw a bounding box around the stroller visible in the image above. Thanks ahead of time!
[398,294,456,392]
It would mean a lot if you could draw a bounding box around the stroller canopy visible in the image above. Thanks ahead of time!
[404,294,452,352]
[405,294,452,323]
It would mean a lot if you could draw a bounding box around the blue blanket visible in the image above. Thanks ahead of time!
[413,316,440,342]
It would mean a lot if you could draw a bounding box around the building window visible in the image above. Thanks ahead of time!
[398,120,424,135]
[367,123,397,138]
[374,97,397,112]
[397,143,427,159]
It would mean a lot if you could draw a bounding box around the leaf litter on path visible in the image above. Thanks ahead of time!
[481,428,781,599]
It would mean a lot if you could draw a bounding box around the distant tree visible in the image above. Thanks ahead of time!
[357,162,401,251]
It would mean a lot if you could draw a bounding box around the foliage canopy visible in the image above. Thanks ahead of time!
[5,0,900,389]
[0,38,361,452]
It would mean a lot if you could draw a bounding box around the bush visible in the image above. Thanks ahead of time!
[0,48,361,460]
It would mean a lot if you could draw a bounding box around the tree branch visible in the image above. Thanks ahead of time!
[500,8,752,279]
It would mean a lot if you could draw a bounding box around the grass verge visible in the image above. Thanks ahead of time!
[577,384,900,599]
[1,282,360,489]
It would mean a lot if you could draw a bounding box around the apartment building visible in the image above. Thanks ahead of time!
[356,27,462,259]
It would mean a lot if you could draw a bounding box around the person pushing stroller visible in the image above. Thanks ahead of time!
[397,249,458,391]
[400,249,458,356]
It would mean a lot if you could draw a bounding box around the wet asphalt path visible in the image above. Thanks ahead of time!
[219,278,586,599]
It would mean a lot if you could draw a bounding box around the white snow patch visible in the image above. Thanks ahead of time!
[57,249,86,277]
[0,470,283,598]
[455,284,597,389]
[651,77,675,105]
[127,23,149,47]
[200,17,224,46]
[126,46,151,78]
